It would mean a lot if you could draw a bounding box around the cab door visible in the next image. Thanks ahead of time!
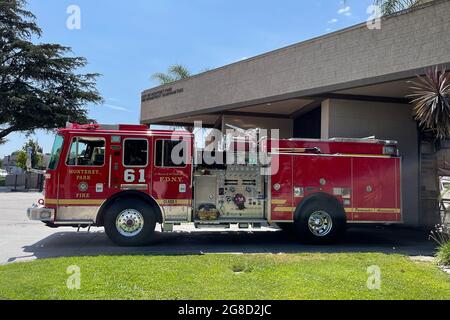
[150,136,193,222]
[116,137,151,193]
[55,134,109,221]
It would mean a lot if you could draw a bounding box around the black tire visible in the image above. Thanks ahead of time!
[104,198,156,246]
[276,223,295,234]
[294,197,346,244]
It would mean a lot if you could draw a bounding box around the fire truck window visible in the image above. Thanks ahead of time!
[155,140,187,167]
[123,139,148,167]
[66,137,105,166]
[48,135,64,170]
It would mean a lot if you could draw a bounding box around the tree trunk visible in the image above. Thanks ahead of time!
[0,126,16,142]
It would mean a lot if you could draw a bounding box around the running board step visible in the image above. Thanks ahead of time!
[195,223,231,229]
[194,222,265,229]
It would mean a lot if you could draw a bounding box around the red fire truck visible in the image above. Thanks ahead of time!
[27,123,402,246]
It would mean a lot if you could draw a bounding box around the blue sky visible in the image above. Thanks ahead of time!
[1,0,374,158]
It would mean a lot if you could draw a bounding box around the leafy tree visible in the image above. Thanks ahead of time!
[152,64,191,85]
[22,139,43,169]
[408,67,450,141]
[408,66,449,225]
[12,139,43,170]
[15,150,26,170]
[373,0,432,15]
[151,64,194,131]
[0,0,103,144]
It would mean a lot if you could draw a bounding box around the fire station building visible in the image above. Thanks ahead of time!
[140,0,450,228]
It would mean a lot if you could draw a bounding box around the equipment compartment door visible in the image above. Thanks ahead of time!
[352,157,401,222]
[270,154,293,222]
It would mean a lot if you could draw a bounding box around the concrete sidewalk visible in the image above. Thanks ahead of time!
[0,192,439,265]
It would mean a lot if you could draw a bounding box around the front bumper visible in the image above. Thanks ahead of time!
[27,206,55,222]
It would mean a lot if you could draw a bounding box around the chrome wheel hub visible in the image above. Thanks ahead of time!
[116,209,144,237]
[308,211,333,237]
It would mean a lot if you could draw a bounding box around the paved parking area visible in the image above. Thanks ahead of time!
[0,192,438,265]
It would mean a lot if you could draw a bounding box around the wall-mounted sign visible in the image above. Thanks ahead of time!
[141,87,184,102]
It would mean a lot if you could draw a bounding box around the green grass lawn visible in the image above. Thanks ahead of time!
[0,253,449,300]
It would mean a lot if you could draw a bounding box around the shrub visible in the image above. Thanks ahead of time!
[437,241,450,266]
[430,224,449,245]
[430,224,450,266]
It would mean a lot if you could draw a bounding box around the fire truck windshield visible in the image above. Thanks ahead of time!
[48,134,64,170]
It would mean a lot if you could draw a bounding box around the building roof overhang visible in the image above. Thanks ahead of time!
[141,0,450,127]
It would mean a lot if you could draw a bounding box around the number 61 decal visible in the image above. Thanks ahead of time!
[124,169,146,183]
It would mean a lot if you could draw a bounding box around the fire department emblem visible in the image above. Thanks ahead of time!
[78,182,89,192]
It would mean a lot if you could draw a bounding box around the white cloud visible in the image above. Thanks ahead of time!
[102,98,131,113]
[328,18,338,24]
[338,6,351,16]
[103,104,130,112]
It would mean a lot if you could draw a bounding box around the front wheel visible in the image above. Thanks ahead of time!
[294,198,346,244]
[104,198,156,246]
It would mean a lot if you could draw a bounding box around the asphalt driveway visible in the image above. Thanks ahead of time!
[0,192,438,265]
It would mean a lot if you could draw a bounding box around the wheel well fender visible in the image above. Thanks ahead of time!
[294,192,346,221]
[96,191,163,226]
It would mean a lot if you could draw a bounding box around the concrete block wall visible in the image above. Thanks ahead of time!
[141,0,450,123]
[321,99,420,226]
[5,173,43,190]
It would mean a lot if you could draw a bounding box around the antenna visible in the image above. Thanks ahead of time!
[225,123,245,133]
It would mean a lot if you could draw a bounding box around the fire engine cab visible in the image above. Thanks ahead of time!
[27,123,402,246]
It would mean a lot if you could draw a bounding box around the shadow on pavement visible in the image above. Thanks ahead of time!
[12,225,437,262]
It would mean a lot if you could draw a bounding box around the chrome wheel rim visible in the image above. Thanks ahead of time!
[116,209,144,237]
[308,211,333,237]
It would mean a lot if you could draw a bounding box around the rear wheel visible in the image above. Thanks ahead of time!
[294,197,346,244]
[104,198,156,246]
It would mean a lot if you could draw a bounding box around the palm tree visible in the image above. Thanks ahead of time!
[150,64,194,131]
[374,0,432,15]
[408,67,449,227]
[151,64,191,85]
[408,66,450,141]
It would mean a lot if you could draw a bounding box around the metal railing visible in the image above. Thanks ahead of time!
[440,198,450,225]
